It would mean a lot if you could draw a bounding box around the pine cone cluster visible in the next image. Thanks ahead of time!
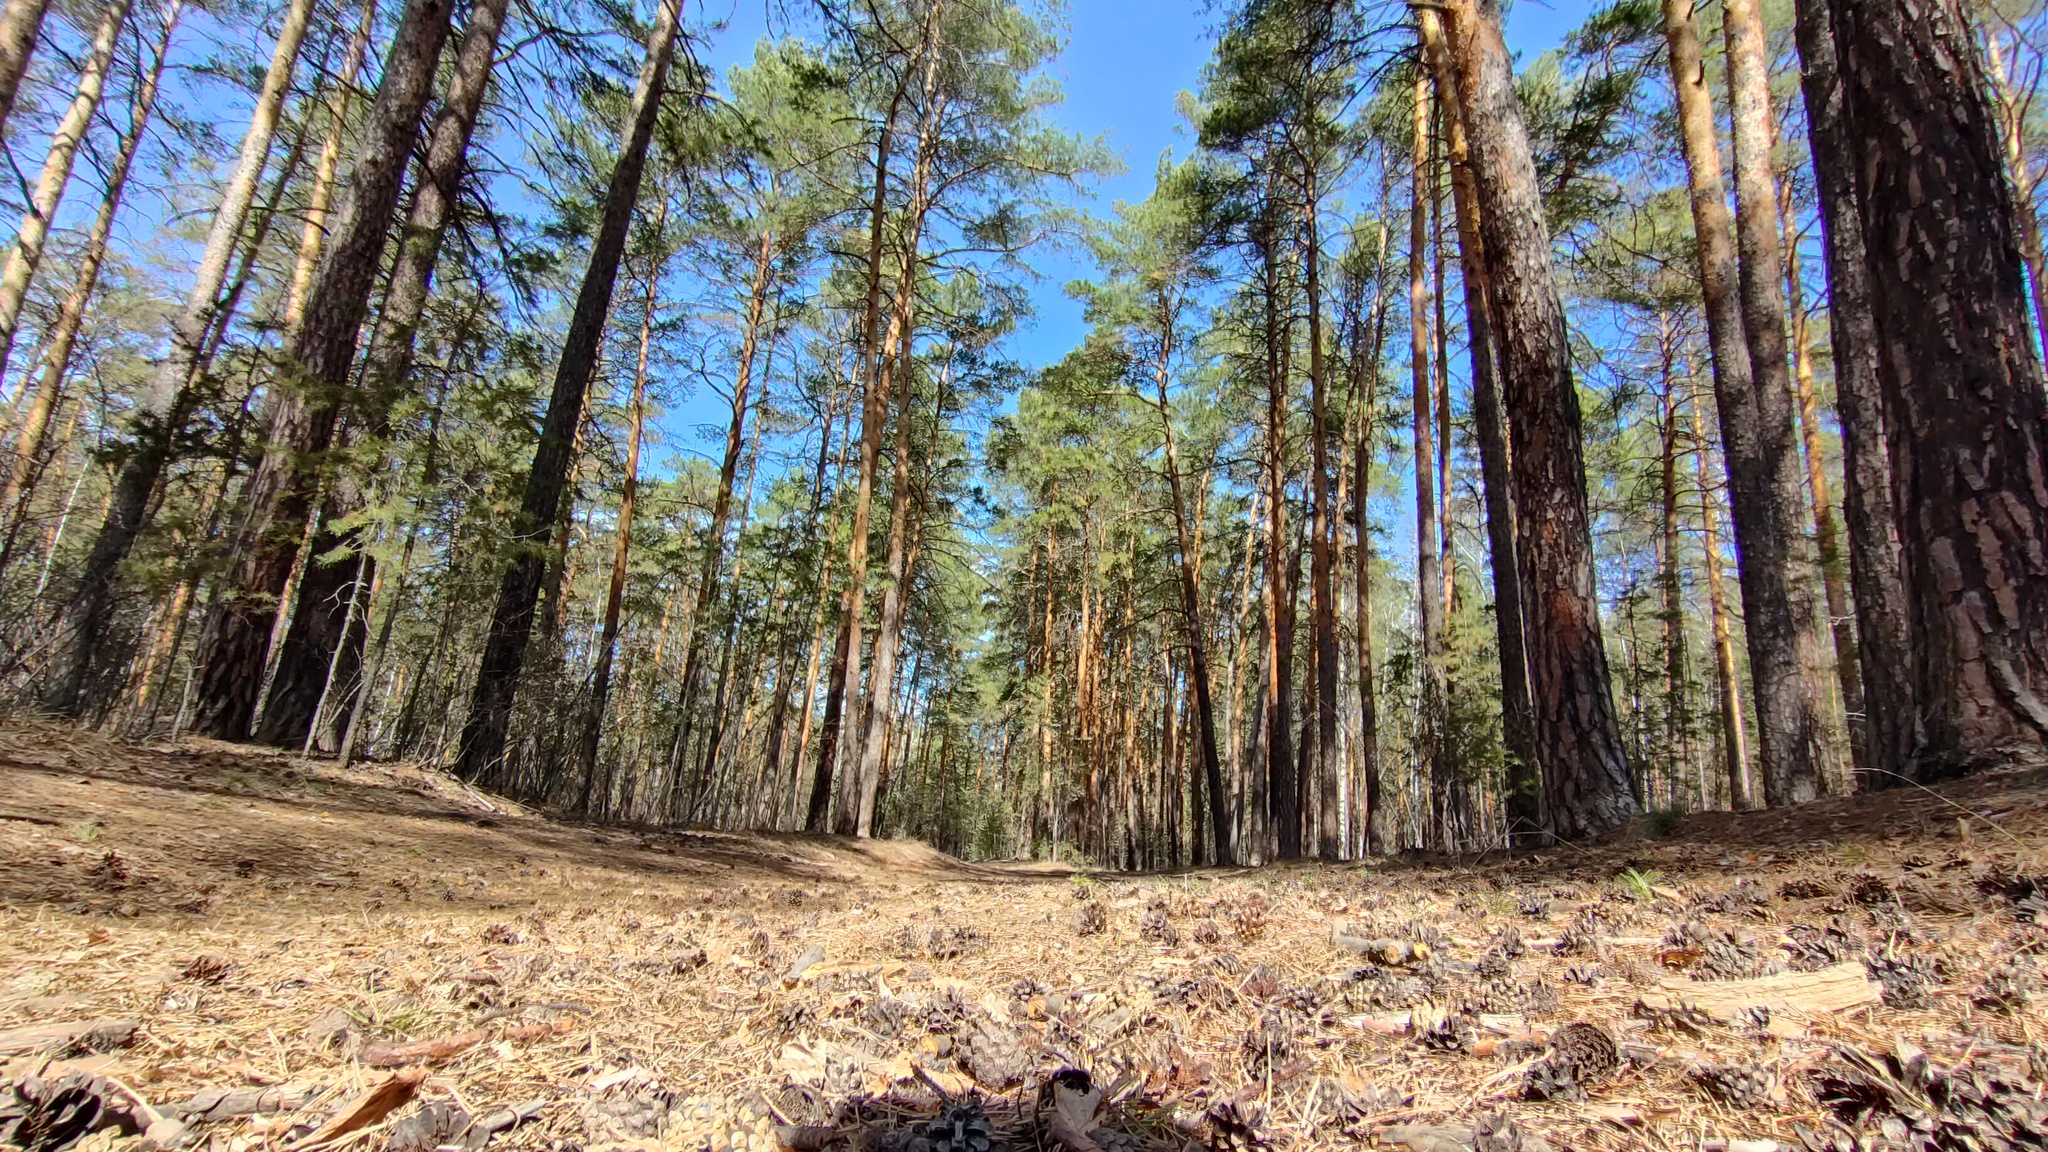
[1866,948,1942,1009]
[1555,911,1605,958]
[1809,1045,2048,1151]
[1521,1021,1619,1102]
[1191,918,1223,946]
[1690,1061,1781,1108]
[1417,1010,1474,1053]
[0,1071,112,1152]
[1975,871,2048,923]
[1517,892,1553,920]
[1974,961,2033,1011]
[1463,977,1524,1016]
[1205,1099,1267,1152]
[1242,1010,1295,1073]
[1847,872,1898,907]
[921,1102,993,1152]
[1070,900,1107,937]
[1226,897,1269,944]
[1779,877,1834,901]
[1139,908,1179,947]
[1786,921,1862,972]
[1337,964,1427,1011]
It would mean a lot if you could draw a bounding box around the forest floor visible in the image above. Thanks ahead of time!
[4,720,2048,1152]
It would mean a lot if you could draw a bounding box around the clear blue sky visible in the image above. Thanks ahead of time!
[693,0,1594,376]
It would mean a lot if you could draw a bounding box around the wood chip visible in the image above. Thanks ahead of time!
[0,1018,139,1057]
[1633,962,1881,1020]
[286,1068,426,1151]
[360,1029,489,1068]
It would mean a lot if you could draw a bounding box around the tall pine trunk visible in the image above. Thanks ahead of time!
[4,0,179,523]
[0,0,52,136]
[1722,0,1831,803]
[257,0,513,746]
[40,0,316,715]
[1259,190,1298,860]
[1693,384,1754,806]
[281,0,375,334]
[0,0,134,375]
[1791,0,1914,791]
[573,269,658,809]
[1422,10,1536,841]
[1446,0,1637,837]
[1152,291,1233,866]
[1661,0,1813,808]
[1408,54,1447,844]
[191,0,457,741]
[456,0,683,785]
[1825,0,2048,771]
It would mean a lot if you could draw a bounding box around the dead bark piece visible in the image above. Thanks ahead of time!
[1633,961,1880,1021]
[1380,1123,1474,1152]
[172,1083,324,1121]
[774,1124,838,1151]
[0,1019,139,1057]
[496,1020,571,1044]
[1329,926,1431,966]
[359,1029,488,1069]
[1042,1071,1104,1152]
[288,1068,426,1151]
[464,1096,545,1146]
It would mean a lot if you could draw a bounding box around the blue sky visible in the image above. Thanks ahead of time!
[689,0,1596,382]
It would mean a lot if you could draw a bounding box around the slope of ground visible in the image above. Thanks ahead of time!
[3,720,2047,1152]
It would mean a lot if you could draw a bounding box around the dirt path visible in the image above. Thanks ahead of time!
[4,722,2047,1152]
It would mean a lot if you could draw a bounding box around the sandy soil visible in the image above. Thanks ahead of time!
[4,720,2048,1152]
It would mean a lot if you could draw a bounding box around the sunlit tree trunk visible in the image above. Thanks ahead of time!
[1661,0,1816,808]
[0,0,52,136]
[1723,0,1833,801]
[1986,33,2048,358]
[1693,385,1753,807]
[1421,9,1537,840]
[1258,184,1298,859]
[4,0,179,526]
[1408,53,1447,844]
[457,0,682,784]
[0,0,132,378]
[1826,0,2048,770]
[282,0,375,334]
[260,0,514,746]
[1783,200,1864,776]
[573,270,658,809]
[40,0,317,715]
[808,41,923,834]
[1446,0,1638,837]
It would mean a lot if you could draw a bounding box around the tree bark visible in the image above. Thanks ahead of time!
[282,0,375,335]
[1694,383,1754,807]
[1152,290,1234,865]
[0,0,134,376]
[1790,0,1914,790]
[1722,0,1831,803]
[192,0,456,740]
[0,0,52,137]
[1421,8,1538,841]
[456,0,682,784]
[1660,0,1815,808]
[1445,0,1638,838]
[1825,0,2048,771]
[1784,204,1864,776]
[255,0,513,746]
[1408,52,1448,846]
[39,0,316,715]
[4,0,178,524]
[1259,185,1298,860]
[573,269,658,810]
